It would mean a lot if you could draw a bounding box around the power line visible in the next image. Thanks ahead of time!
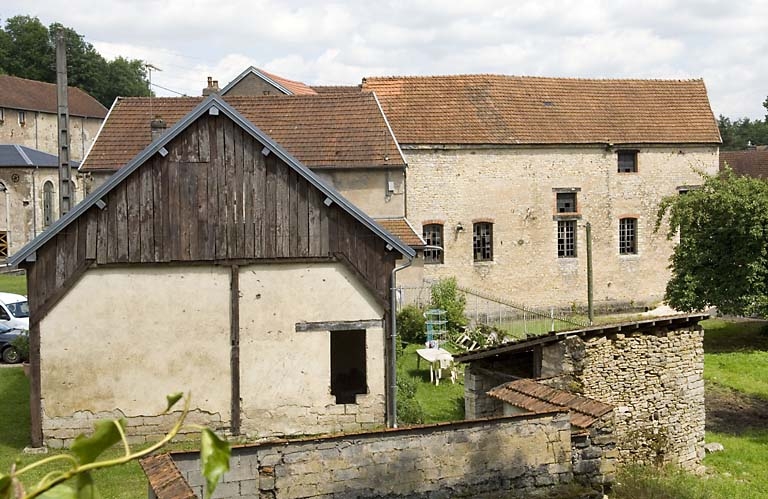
[150,81,188,96]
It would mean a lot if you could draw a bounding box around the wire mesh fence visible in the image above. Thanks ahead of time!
[397,283,589,341]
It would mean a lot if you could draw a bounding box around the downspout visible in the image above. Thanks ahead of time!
[388,255,413,428]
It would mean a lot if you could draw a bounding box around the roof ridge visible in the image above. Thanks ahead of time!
[363,74,705,83]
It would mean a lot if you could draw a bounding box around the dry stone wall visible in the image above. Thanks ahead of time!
[541,325,706,470]
[172,413,577,499]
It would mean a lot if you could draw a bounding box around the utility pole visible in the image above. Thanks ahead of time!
[56,28,72,218]
[586,222,594,324]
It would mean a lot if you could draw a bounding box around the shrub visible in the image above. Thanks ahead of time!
[396,375,425,425]
[11,331,29,362]
[430,277,467,332]
[397,304,426,345]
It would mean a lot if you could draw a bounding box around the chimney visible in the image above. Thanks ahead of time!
[150,117,167,141]
[202,76,220,96]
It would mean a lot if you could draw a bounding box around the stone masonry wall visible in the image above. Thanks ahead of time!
[541,325,706,470]
[571,412,617,489]
[464,365,512,419]
[404,145,718,309]
[172,413,576,499]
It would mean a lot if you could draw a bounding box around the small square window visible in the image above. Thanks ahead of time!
[557,220,576,258]
[422,224,444,264]
[619,218,637,254]
[618,151,637,173]
[556,192,577,213]
[473,222,493,262]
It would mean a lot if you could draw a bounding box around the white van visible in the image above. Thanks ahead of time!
[0,292,29,330]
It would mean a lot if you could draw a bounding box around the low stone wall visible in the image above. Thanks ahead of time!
[542,325,706,470]
[171,412,577,499]
[572,413,617,489]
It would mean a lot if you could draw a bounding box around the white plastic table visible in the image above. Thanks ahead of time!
[416,348,454,385]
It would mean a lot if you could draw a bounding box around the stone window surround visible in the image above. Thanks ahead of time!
[422,222,445,264]
[17,110,26,127]
[617,150,639,173]
[618,215,639,255]
[552,187,583,220]
[472,219,494,263]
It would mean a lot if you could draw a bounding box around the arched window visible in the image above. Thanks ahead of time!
[69,179,77,206]
[43,181,54,228]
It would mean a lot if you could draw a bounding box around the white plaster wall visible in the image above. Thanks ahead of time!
[238,262,386,438]
[40,266,232,419]
[315,169,405,219]
[404,146,719,309]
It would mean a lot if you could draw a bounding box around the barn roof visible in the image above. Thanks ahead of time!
[9,94,415,266]
[362,75,721,146]
[220,66,318,96]
[81,93,406,172]
[0,74,107,118]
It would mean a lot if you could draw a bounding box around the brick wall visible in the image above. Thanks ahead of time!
[171,413,580,498]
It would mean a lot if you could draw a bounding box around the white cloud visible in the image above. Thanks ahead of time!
[3,0,768,118]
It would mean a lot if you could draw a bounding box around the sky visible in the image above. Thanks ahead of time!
[3,0,767,119]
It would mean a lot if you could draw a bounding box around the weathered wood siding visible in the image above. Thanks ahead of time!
[25,114,396,322]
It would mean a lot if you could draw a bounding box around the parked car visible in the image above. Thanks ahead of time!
[0,323,25,363]
[0,292,29,330]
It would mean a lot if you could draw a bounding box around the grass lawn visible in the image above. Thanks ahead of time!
[0,273,27,295]
[703,318,768,399]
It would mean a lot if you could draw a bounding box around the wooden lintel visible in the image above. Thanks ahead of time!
[295,319,383,333]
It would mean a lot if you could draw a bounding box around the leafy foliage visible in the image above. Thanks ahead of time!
[717,97,768,150]
[656,169,768,316]
[397,304,426,344]
[0,394,230,499]
[0,15,150,107]
[430,278,467,332]
[395,375,425,425]
[10,333,29,363]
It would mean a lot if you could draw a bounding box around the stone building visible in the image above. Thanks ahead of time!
[362,75,721,310]
[0,145,83,256]
[0,74,107,161]
[457,313,707,470]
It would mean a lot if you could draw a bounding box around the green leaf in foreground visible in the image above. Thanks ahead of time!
[71,419,127,465]
[0,475,11,499]
[39,484,77,499]
[165,392,184,413]
[75,471,99,499]
[200,429,230,498]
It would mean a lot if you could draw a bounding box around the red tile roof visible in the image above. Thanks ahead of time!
[362,75,721,146]
[720,150,768,178]
[139,454,196,499]
[312,85,363,95]
[0,74,107,118]
[488,378,613,429]
[374,218,425,247]
[82,94,405,172]
[256,68,317,95]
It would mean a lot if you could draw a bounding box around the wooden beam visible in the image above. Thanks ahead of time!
[295,319,383,332]
[29,321,42,447]
[229,265,241,435]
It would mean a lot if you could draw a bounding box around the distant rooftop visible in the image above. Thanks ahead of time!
[0,144,80,168]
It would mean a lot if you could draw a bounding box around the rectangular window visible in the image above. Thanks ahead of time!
[557,220,576,258]
[473,222,493,262]
[619,218,637,254]
[17,111,25,126]
[330,330,367,404]
[556,192,577,213]
[0,108,4,123]
[422,223,444,264]
[618,151,637,173]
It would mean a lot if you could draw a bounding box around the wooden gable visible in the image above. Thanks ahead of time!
[25,111,398,323]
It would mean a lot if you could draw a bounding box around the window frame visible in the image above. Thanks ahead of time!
[617,150,638,173]
[619,217,638,255]
[556,192,578,214]
[17,111,26,127]
[422,223,444,264]
[557,219,577,258]
[43,181,54,228]
[473,222,493,262]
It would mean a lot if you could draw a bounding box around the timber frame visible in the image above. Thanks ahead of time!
[10,95,415,446]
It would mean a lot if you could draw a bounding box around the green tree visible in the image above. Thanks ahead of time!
[718,113,768,150]
[656,169,768,316]
[1,16,54,82]
[430,278,467,332]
